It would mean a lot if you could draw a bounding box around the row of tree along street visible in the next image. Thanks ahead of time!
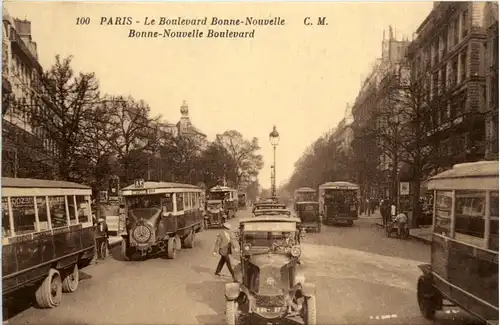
[3,55,263,200]
[285,62,485,226]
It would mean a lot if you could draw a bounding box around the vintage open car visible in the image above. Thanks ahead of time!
[253,203,287,214]
[416,161,498,324]
[295,202,322,233]
[225,215,316,325]
[204,199,226,228]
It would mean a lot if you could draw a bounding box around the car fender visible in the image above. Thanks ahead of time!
[301,282,316,297]
[225,282,240,301]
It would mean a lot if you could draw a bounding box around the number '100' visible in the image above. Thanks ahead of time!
[76,17,90,25]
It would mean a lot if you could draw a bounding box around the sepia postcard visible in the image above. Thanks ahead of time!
[1,1,499,325]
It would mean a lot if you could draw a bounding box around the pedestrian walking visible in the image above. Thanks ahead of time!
[213,222,237,282]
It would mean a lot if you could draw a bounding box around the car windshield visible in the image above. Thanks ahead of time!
[243,231,296,247]
[208,203,221,209]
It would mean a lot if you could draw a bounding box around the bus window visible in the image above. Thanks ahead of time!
[489,192,499,251]
[176,193,184,212]
[67,195,78,225]
[434,191,452,237]
[76,195,90,223]
[36,197,50,231]
[11,196,37,235]
[190,193,195,208]
[195,193,199,208]
[455,191,486,247]
[162,194,174,213]
[49,196,68,228]
[2,197,11,237]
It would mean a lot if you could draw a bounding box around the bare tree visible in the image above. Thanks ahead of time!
[106,96,160,184]
[30,55,100,181]
[216,130,264,189]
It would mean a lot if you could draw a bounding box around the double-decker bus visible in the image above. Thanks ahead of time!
[120,179,204,260]
[2,177,95,309]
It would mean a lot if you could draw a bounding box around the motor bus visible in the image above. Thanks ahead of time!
[293,187,317,210]
[416,161,498,324]
[293,187,321,232]
[208,185,238,218]
[2,177,95,309]
[238,193,247,209]
[318,181,360,226]
[120,179,204,260]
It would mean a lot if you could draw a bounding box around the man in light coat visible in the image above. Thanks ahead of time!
[213,223,237,282]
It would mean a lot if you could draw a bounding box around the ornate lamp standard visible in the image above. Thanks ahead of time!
[269,125,280,199]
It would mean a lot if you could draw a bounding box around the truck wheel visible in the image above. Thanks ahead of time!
[99,242,107,259]
[417,276,437,320]
[167,237,177,259]
[304,295,317,325]
[35,268,62,308]
[62,264,79,293]
[225,300,239,325]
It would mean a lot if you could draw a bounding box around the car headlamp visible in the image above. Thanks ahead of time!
[290,245,301,257]
[266,277,276,286]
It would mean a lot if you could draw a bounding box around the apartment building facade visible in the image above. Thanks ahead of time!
[2,13,59,179]
[407,2,489,174]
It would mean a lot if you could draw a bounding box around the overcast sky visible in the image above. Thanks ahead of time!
[5,1,433,189]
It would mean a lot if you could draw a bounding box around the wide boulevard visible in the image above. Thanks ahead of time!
[4,208,481,325]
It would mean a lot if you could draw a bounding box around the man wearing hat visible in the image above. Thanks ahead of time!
[213,222,237,282]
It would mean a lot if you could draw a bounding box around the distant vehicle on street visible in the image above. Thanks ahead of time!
[120,180,204,260]
[2,177,95,309]
[416,161,498,324]
[294,187,322,232]
[208,185,239,218]
[318,181,360,226]
[238,193,247,208]
[293,187,317,210]
[225,215,315,325]
[205,199,226,228]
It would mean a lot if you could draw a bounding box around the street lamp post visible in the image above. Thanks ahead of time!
[269,125,280,199]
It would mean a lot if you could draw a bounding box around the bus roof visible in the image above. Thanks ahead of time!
[210,185,237,192]
[122,181,199,191]
[428,161,498,191]
[319,181,359,190]
[294,187,316,193]
[2,177,91,190]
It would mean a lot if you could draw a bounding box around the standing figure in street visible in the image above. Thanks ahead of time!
[213,223,237,282]
[381,199,389,226]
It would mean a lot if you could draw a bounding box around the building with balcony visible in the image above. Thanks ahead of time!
[407,2,489,174]
[351,26,411,199]
[333,103,354,154]
[2,12,59,179]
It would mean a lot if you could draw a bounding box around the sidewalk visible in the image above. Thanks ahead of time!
[409,227,432,244]
[366,212,432,244]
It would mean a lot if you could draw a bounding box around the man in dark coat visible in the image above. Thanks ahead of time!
[213,222,237,282]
